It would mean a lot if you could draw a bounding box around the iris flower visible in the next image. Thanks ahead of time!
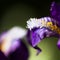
[26,2,60,55]
[0,26,29,60]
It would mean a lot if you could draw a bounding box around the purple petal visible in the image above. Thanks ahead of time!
[30,28,45,47]
[27,27,59,55]
[31,28,59,47]
[50,2,60,27]
[31,30,41,47]
[8,41,29,60]
[1,33,29,60]
[57,38,60,49]
[0,27,29,60]
[27,28,42,55]
[0,51,8,60]
[34,46,41,55]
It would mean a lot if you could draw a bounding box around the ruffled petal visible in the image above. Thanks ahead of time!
[27,27,59,55]
[31,28,59,47]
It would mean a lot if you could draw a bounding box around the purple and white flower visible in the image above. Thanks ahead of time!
[26,2,60,55]
[0,26,27,56]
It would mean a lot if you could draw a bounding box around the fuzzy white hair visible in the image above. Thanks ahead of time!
[27,17,52,30]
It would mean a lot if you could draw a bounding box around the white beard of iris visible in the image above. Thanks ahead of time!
[27,17,52,30]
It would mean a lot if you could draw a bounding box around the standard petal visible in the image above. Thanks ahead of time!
[50,2,60,26]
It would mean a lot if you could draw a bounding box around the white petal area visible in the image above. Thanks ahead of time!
[1,26,27,41]
[6,26,27,40]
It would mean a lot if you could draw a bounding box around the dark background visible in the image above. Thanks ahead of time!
[1,0,60,33]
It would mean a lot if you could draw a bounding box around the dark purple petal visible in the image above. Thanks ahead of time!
[27,27,59,55]
[1,38,29,60]
[57,37,60,49]
[0,27,29,60]
[31,30,41,47]
[34,46,41,55]
[50,2,60,27]
[27,28,42,55]
[0,51,8,60]
[31,28,59,47]
[8,40,29,60]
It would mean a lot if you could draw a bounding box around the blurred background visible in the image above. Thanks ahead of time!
[0,0,60,60]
